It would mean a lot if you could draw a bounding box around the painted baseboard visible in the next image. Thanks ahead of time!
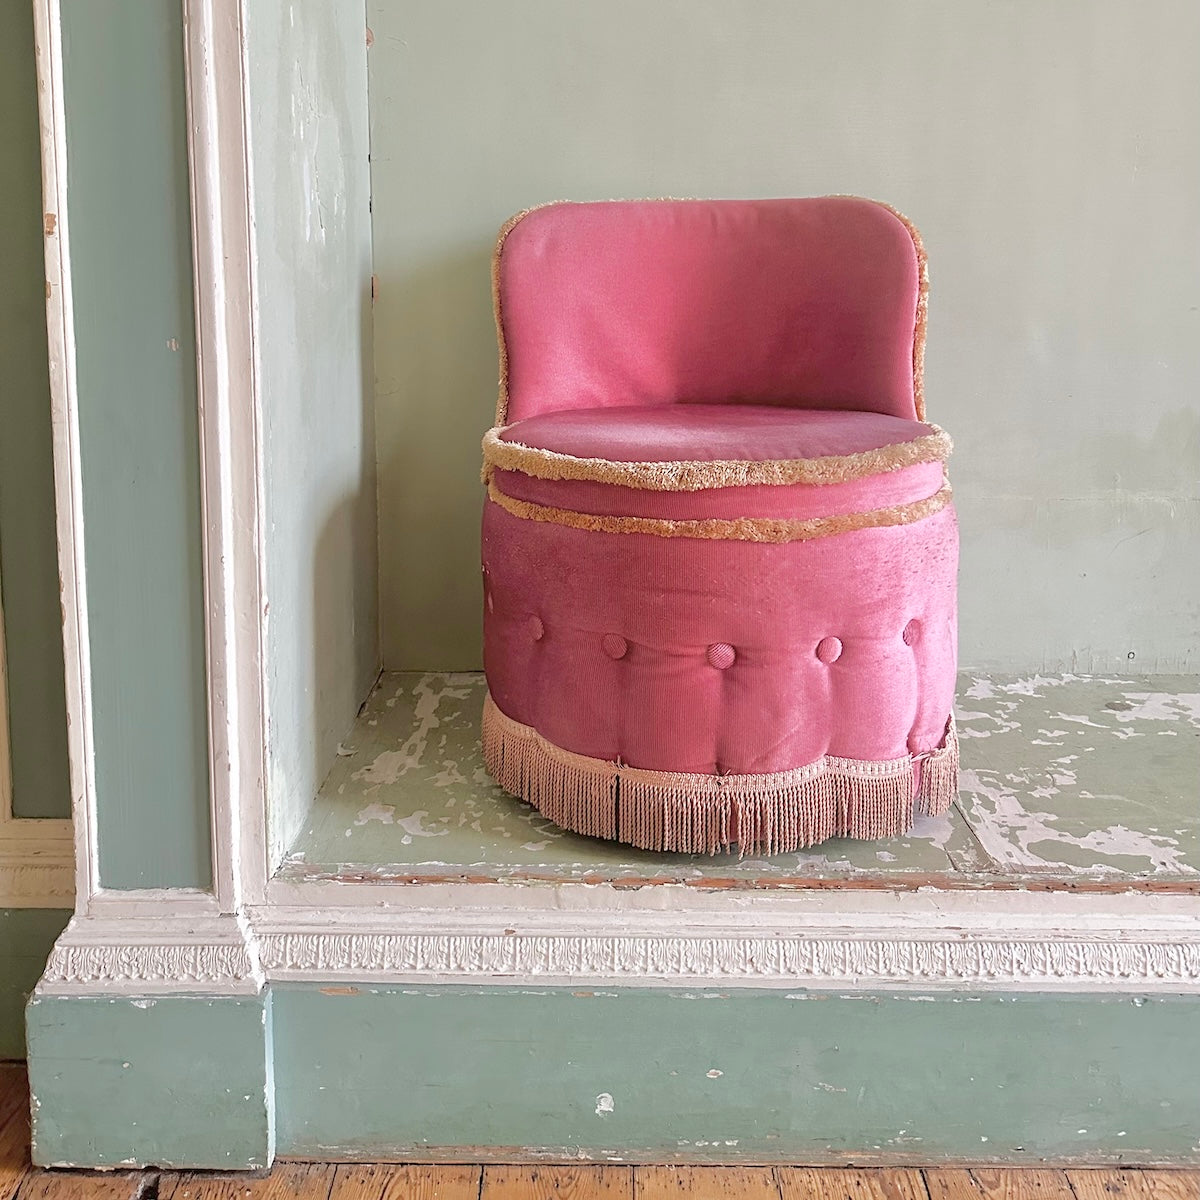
[26,983,1200,1166]
[271,986,1200,1165]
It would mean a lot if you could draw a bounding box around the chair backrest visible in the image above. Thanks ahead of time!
[493,196,926,426]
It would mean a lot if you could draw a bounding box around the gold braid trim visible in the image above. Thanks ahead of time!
[491,196,931,427]
[876,202,929,422]
[487,478,952,544]
[482,424,950,492]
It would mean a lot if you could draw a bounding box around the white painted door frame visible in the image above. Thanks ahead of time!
[0,0,75,912]
[31,0,1200,996]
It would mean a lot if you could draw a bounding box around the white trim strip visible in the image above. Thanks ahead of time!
[33,0,95,912]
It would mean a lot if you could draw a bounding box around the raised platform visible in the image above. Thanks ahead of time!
[279,672,1200,890]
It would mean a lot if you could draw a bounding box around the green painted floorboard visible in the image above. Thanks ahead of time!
[282,671,1200,884]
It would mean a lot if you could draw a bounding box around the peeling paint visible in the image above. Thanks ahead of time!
[283,671,1199,887]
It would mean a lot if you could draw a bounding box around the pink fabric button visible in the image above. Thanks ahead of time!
[902,619,921,646]
[528,615,545,641]
[707,643,736,670]
[601,633,628,660]
[815,636,842,663]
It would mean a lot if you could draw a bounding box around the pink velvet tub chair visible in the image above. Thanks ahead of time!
[480,197,958,855]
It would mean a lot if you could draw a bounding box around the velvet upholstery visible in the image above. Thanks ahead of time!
[481,197,958,854]
[497,197,924,424]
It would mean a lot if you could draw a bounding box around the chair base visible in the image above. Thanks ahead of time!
[482,692,958,856]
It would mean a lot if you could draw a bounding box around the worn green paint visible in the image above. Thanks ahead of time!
[273,985,1200,1163]
[957,675,1200,876]
[368,0,1200,674]
[282,671,1199,884]
[0,3,72,820]
[244,0,379,866]
[60,1,211,888]
[0,910,70,1060]
[23,983,1200,1166]
[25,992,272,1169]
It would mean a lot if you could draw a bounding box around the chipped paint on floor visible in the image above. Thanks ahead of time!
[278,672,1199,885]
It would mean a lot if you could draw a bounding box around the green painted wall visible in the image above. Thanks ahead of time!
[245,0,379,867]
[60,1,211,888]
[276,986,1200,1163]
[0,910,70,1060]
[0,1,71,819]
[368,0,1200,673]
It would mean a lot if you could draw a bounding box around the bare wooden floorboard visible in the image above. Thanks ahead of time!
[14,1172,149,1200]
[330,1163,482,1199]
[0,1072,26,1152]
[161,1164,336,1200]
[481,1164,633,1199]
[926,1168,1075,1200]
[779,1166,928,1199]
[635,1165,781,1198]
[0,1073,32,1200]
[1068,1169,1200,1200]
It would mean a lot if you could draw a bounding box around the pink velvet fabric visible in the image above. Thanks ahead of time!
[499,198,921,422]
[482,499,958,775]
[499,404,936,465]
[484,197,957,805]
[494,404,944,521]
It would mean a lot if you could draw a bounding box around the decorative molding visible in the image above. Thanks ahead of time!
[38,913,263,995]
[251,891,1200,992]
[256,929,1200,991]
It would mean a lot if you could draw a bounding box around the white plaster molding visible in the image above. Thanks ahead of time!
[37,911,263,995]
[251,892,1200,992]
[32,887,1200,993]
[256,930,1200,991]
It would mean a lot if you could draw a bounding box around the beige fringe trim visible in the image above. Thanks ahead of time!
[491,196,930,427]
[486,477,952,543]
[482,424,949,492]
[483,693,958,855]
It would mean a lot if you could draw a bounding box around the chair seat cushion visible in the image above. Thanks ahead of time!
[484,404,952,540]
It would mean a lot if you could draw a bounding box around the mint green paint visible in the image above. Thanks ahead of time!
[284,671,1198,883]
[274,986,1200,1164]
[24,983,1200,1165]
[368,0,1200,674]
[0,910,70,1060]
[244,0,379,867]
[0,3,72,820]
[60,2,211,888]
[25,992,272,1169]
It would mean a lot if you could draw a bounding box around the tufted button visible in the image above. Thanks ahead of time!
[527,615,545,642]
[707,642,736,670]
[601,633,628,660]
[815,636,842,664]
[902,619,921,646]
